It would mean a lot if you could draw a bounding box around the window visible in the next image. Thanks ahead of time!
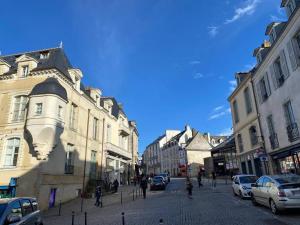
[106,124,111,142]
[249,126,258,146]
[232,100,239,124]
[283,101,296,126]
[21,65,29,77]
[270,30,276,44]
[65,144,74,174]
[256,73,271,104]
[93,117,98,140]
[4,138,20,167]
[244,87,252,114]
[8,200,22,218]
[40,51,49,59]
[272,51,289,89]
[69,103,77,129]
[89,150,97,178]
[286,0,296,17]
[267,115,279,149]
[58,105,63,118]
[21,199,33,216]
[237,134,244,153]
[12,96,28,122]
[35,103,43,115]
[267,115,275,136]
[287,35,300,71]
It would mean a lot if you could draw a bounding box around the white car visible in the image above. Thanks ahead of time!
[232,175,258,198]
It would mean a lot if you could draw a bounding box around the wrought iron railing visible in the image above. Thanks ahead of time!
[269,133,279,149]
[287,123,300,142]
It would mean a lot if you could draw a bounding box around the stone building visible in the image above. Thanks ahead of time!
[0,47,138,209]
[228,71,266,176]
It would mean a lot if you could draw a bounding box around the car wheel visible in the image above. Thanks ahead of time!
[270,199,279,215]
[239,190,243,199]
[251,194,258,206]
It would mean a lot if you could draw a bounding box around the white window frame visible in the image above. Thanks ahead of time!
[35,103,43,116]
[1,137,21,168]
[21,65,29,77]
[11,95,28,122]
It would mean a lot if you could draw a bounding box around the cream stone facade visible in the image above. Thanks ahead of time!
[229,72,266,176]
[0,47,138,209]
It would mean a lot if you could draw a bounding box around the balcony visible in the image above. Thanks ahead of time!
[119,124,130,136]
[269,133,279,149]
[287,123,300,142]
[105,142,131,160]
[65,164,74,174]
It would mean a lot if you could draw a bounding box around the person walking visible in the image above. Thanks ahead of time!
[197,171,203,188]
[212,171,217,189]
[94,186,102,207]
[113,179,119,193]
[140,175,148,199]
[186,178,193,199]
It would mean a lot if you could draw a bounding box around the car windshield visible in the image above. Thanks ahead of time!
[159,174,167,177]
[275,176,300,184]
[153,177,163,182]
[239,176,257,184]
[0,203,7,218]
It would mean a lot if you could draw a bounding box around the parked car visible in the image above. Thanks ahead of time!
[159,173,169,184]
[0,197,43,225]
[232,175,257,199]
[150,176,166,191]
[251,174,300,214]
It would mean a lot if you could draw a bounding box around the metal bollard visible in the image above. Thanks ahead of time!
[121,191,123,205]
[159,218,164,224]
[136,189,138,198]
[58,201,62,216]
[132,189,135,201]
[122,212,125,225]
[71,211,75,225]
[84,212,87,225]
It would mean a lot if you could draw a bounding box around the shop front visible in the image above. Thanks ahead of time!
[0,178,17,198]
[238,148,267,176]
[270,144,300,175]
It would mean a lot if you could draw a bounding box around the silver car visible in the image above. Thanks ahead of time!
[0,197,43,225]
[251,174,300,214]
[232,175,257,198]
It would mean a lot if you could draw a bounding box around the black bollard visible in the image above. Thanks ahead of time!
[58,201,62,216]
[159,218,164,224]
[71,211,75,225]
[122,212,125,225]
[84,212,87,225]
[132,189,135,201]
[121,191,123,205]
[136,189,138,199]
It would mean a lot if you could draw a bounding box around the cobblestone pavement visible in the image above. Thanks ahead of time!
[44,178,300,225]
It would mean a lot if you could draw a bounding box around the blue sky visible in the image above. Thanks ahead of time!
[0,0,286,153]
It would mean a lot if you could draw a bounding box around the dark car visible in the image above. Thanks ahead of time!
[159,173,170,184]
[150,176,166,191]
[0,197,43,225]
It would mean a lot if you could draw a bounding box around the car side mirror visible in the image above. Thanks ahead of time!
[7,214,22,224]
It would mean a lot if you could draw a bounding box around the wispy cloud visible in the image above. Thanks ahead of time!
[229,80,237,92]
[208,26,219,37]
[193,73,204,79]
[209,107,231,120]
[189,60,201,65]
[270,6,286,21]
[218,127,233,136]
[224,0,261,24]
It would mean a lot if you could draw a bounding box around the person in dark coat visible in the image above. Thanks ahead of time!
[197,171,203,188]
[95,186,102,207]
[212,171,217,189]
[113,179,119,193]
[140,175,148,199]
[186,178,193,198]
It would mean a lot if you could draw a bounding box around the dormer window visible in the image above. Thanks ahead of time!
[256,52,262,64]
[22,65,29,77]
[286,0,296,17]
[35,103,43,115]
[270,29,276,44]
[40,51,49,59]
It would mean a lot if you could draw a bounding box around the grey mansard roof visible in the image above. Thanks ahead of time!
[30,77,68,101]
[0,47,73,82]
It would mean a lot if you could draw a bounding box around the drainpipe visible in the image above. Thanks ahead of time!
[250,78,268,175]
[81,108,90,212]
[99,118,106,180]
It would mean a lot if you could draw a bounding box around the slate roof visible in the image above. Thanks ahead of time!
[30,77,68,101]
[146,134,165,148]
[211,135,236,154]
[100,97,126,119]
[0,47,73,82]
[168,130,185,142]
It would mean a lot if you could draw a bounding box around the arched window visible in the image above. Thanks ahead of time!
[237,134,244,153]
[12,95,28,122]
[3,138,20,167]
[249,126,258,146]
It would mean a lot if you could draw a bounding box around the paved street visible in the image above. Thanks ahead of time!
[44,178,300,225]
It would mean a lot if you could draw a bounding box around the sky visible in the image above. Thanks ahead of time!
[0,0,286,154]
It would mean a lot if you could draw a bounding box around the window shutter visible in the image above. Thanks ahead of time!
[270,64,279,89]
[256,82,263,104]
[264,73,271,97]
[280,50,290,79]
[292,38,300,66]
[287,40,298,71]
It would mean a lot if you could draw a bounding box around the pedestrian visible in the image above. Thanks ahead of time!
[95,186,102,207]
[113,179,119,193]
[197,171,203,188]
[212,171,217,189]
[186,178,193,199]
[140,175,148,199]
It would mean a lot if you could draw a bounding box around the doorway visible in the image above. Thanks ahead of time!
[49,188,57,208]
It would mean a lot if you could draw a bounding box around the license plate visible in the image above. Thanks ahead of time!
[292,190,300,195]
